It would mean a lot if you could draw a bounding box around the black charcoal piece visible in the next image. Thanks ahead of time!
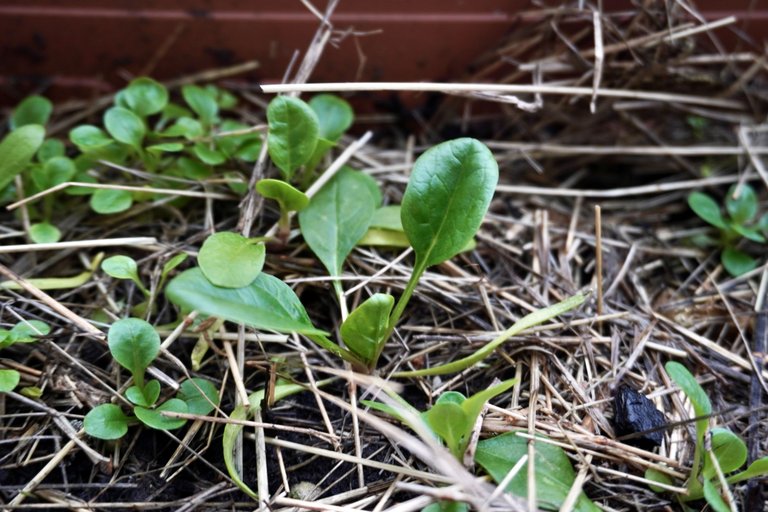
[613,384,667,450]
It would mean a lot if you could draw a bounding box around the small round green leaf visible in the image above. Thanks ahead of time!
[726,184,758,225]
[122,77,169,117]
[721,247,757,277]
[182,85,218,126]
[267,96,320,180]
[90,188,133,214]
[11,95,53,130]
[107,318,160,379]
[0,124,46,191]
[704,427,747,478]
[402,138,498,268]
[688,192,726,230]
[32,156,76,190]
[256,178,309,212]
[104,107,146,149]
[644,468,674,493]
[28,222,61,244]
[198,232,266,288]
[177,378,220,415]
[308,94,354,142]
[0,369,21,392]
[102,255,140,282]
[84,404,130,440]
[176,156,211,180]
[69,125,114,151]
[134,398,188,430]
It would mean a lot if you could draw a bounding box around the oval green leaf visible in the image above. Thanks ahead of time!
[298,167,378,277]
[644,468,675,493]
[84,403,130,440]
[725,184,758,225]
[309,94,354,142]
[28,222,61,244]
[123,77,169,117]
[182,85,218,126]
[166,267,326,335]
[703,479,731,512]
[340,293,394,366]
[134,398,188,430]
[0,369,21,392]
[102,255,141,283]
[126,379,161,407]
[256,178,309,212]
[476,432,600,512]
[727,457,768,484]
[104,107,145,149]
[107,318,160,380]
[192,143,227,165]
[688,192,726,230]
[90,188,133,214]
[267,96,320,179]
[370,205,403,231]
[177,378,220,415]
[10,320,51,342]
[0,124,46,191]
[721,247,757,276]
[198,232,265,288]
[69,125,114,151]
[34,156,76,190]
[402,138,498,268]
[11,95,53,130]
[704,428,747,478]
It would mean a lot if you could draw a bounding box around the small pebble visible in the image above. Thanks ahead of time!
[613,384,667,450]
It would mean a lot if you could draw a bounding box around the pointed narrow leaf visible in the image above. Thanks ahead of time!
[84,404,130,440]
[340,293,395,366]
[298,167,378,277]
[267,96,320,179]
[402,138,498,267]
[688,192,726,229]
[0,124,46,191]
[198,232,265,288]
[166,267,325,335]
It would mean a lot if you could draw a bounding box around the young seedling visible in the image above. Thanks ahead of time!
[644,361,768,510]
[688,184,767,276]
[255,179,309,242]
[0,320,51,393]
[84,317,220,440]
[267,96,320,181]
[364,379,517,461]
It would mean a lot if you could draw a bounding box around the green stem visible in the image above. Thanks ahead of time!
[386,258,428,336]
[394,291,588,378]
